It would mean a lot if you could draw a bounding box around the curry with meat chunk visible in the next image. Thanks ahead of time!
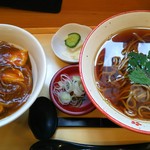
[0,41,33,119]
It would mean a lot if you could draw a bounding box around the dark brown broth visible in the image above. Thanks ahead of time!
[94,28,150,119]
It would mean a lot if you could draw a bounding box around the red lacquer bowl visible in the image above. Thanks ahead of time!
[49,64,95,115]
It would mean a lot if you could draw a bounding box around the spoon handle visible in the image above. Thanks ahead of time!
[58,117,119,127]
[30,139,150,150]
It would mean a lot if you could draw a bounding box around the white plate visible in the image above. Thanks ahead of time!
[51,23,92,63]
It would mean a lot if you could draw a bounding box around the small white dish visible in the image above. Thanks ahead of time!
[51,23,92,63]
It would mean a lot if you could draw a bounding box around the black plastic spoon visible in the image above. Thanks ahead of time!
[28,96,118,140]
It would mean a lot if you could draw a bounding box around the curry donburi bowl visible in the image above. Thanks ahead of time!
[0,24,46,127]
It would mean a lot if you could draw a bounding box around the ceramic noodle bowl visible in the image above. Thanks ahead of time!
[79,11,150,134]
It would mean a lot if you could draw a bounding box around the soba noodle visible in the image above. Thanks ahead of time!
[95,28,150,120]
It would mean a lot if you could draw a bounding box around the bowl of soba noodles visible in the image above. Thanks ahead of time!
[0,24,46,127]
[79,10,150,134]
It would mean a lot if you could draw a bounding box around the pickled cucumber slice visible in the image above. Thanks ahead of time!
[65,33,81,48]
